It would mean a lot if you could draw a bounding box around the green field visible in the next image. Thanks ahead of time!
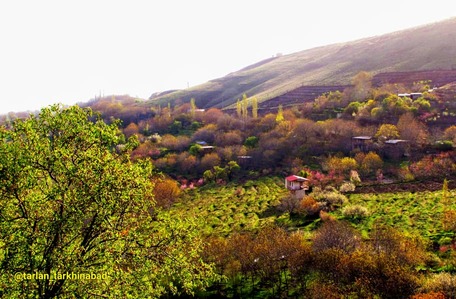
[338,190,454,243]
[171,177,289,236]
[172,177,455,246]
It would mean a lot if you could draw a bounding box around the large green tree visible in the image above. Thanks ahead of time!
[0,105,216,298]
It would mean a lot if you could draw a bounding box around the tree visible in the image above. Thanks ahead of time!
[289,118,320,156]
[251,97,258,119]
[375,123,400,141]
[444,125,456,144]
[351,71,372,101]
[397,112,428,146]
[241,93,249,119]
[236,99,242,118]
[323,156,357,177]
[215,130,243,147]
[276,105,284,122]
[202,161,240,183]
[130,140,160,160]
[192,124,217,144]
[226,161,240,180]
[190,97,196,118]
[152,176,181,208]
[311,187,348,211]
[0,105,217,298]
[202,108,224,124]
[343,101,363,117]
[312,221,361,253]
[442,210,456,232]
[244,136,259,148]
[161,134,191,151]
[123,121,140,138]
[277,194,302,214]
[199,152,221,172]
[360,152,384,177]
[176,152,199,174]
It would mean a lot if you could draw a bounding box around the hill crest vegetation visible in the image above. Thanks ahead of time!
[149,17,456,111]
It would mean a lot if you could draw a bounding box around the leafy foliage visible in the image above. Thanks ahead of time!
[172,177,288,236]
[342,205,369,219]
[0,105,217,298]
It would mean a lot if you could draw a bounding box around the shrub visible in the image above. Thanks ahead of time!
[419,273,456,298]
[444,125,456,143]
[152,177,182,208]
[442,210,456,232]
[342,205,369,219]
[339,182,356,193]
[307,282,344,299]
[323,156,358,177]
[410,153,456,179]
[312,186,348,210]
[360,152,383,177]
[410,292,446,299]
[350,170,361,185]
[312,221,361,253]
[277,195,301,214]
[398,165,415,182]
[244,136,259,148]
[299,196,321,216]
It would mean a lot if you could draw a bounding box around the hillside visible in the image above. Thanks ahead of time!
[148,17,456,110]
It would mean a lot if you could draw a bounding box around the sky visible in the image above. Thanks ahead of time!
[0,0,454,114]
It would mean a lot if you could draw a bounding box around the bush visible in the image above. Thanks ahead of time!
[398,165,415,182]
[277,195,301,214]
[350,170,361,185]
[323,156,358,177]
[312,221,361,253]
[339,182,356,193]
[442,210,456,232]
[411,292,446,299]
[420,273,456,298]
[360,152,383,177]
[410,153,456,179]
[342,205,369,219]
[152,177,181,208]
[299,197,321,216]
[312,186,348,211]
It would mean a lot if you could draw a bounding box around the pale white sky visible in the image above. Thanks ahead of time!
[0,0,454,114]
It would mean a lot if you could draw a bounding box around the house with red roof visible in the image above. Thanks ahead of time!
[285,175,309,191]
[285,175,310,198]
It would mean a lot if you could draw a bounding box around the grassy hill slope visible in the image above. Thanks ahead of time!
[148,17,456,109]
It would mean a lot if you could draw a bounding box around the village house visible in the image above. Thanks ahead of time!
[194,141,215,153]
[285,175,310,198]
[236,155,253,168]
[200,145,215,154]
[397,92,423,100]
[382,139,410,160]
[352,136,373,152]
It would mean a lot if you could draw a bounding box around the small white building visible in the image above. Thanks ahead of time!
[398,93,422,100]
[285,175,310,198]
[285,175,309,191]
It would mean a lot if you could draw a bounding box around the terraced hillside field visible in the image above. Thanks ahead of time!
[169,176,456,249]
[372,70,456,87]
[258,85,349,109]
